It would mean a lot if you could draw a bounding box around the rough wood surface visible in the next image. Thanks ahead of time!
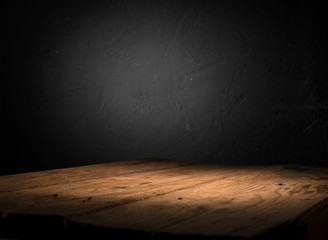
[0,159,328,239]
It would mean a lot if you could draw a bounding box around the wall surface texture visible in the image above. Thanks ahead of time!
[1,0,328,174]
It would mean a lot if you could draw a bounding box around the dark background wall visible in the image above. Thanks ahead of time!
[1,0,328,175]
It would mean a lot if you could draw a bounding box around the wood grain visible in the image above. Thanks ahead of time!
[0,159,328,239]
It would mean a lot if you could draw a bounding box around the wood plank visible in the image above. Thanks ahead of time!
[68,164,328,239]
[0,159,327,239]
[0,159,206,216]
[0,158,196,192]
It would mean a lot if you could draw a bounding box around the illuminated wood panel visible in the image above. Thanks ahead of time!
[0,159,328,239]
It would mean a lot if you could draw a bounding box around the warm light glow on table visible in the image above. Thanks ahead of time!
[1,159,327,239]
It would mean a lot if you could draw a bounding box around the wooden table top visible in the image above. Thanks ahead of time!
[0,159,328,239]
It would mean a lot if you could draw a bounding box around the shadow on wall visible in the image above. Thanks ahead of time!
[1,0,328,174]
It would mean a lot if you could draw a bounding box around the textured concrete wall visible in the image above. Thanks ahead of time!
[1,0,328,174]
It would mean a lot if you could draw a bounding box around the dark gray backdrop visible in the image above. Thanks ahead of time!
[1,0,327,175]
